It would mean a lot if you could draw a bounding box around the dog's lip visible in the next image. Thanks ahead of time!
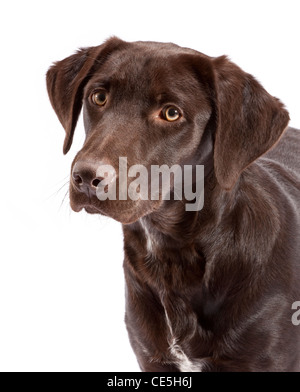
[79,202,106,214]
[84,205,106,214]
[70,201,104,215]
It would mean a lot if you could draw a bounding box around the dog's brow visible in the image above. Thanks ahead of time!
[156,92,178,102]
[87,79,111,91]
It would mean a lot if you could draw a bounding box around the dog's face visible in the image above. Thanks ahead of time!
[47,37,289,224]
[76,42,212,223]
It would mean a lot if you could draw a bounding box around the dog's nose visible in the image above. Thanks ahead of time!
[71,161,105,196]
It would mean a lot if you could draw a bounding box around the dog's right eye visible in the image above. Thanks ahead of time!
[91,91,108,107]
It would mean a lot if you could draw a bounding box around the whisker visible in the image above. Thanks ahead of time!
[50,175,70,189]
[59,189,70,211]
[45,181,69,201]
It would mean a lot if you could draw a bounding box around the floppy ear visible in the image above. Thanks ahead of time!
[46,37,124,154]
[212,56,289,190]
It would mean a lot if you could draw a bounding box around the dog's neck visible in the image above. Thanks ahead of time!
[124,158,280,266]
[123,127,217,261]
[122,171,216,296]
[137,169,216,256]
[138,127,216,254]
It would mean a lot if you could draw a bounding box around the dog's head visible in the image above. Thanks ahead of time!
[47,37,289,224]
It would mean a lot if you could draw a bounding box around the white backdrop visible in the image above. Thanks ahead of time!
[0,0,299,372]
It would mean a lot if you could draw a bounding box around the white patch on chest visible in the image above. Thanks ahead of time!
[139,218,156,254]
[139,219,204,371]
[163,306,203,372]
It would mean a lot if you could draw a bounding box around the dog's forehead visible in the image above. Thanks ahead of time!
[92,41,199,85]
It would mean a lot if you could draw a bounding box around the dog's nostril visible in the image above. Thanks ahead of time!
[92,178,102,188]
[73,173,83,186]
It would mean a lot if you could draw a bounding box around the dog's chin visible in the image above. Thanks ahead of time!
[70,197,161,225]
[84,205,104,215]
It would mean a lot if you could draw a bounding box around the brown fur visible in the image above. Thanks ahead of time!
[47,37,300,371]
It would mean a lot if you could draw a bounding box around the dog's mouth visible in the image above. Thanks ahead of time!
[70,196,107,216]
[69,184,160,224]
[84,205,105,215]
[69,189,103,215]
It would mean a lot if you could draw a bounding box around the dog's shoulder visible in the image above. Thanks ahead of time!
[254,127,300,195]
[261,126,300,176]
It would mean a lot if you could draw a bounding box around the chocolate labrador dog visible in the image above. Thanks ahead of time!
[47,37,300,371]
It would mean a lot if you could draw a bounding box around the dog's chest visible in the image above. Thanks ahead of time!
[161,300,204,372]
[138,219,206,371]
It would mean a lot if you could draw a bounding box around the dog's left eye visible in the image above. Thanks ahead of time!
[91,91,108,106]
[162,106,181,122]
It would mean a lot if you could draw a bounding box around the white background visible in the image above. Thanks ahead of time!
[0,0,299,372]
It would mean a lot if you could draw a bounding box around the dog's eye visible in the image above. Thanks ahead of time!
[162,106,181,122]
[91,91,108,106]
